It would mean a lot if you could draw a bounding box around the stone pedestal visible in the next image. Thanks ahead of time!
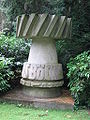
[16,14,71,98]
[20,38,63,98]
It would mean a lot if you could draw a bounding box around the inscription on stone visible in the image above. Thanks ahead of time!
[22,62,63,80]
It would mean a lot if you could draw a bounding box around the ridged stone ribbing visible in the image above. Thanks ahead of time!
[16,14,71,39]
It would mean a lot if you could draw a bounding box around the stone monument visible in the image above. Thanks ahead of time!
[16,14,71,98]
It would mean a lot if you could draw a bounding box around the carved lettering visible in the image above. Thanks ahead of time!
[22,63,63,80]
[28,64,37,79]
[36,67,45,80]
[45,65,50,80]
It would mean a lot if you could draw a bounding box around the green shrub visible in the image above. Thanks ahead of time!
[0,33,30,63]
[0,55,14,92]
[0,33,31,87]
[67,51,90,108]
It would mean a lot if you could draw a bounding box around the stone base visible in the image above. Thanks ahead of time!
[23,86,62,98]
[20,79,64,88]
[0,86,74,110]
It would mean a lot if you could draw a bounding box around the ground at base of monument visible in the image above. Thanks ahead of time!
[0,86,74,110]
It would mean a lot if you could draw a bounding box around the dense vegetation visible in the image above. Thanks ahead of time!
[0,32,30,91]
[67,51,90,108]
[0,0,90,108]
[0,55,14,92]
[0,33,30,63]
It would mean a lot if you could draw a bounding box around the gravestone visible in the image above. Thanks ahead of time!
[16,14,72,98]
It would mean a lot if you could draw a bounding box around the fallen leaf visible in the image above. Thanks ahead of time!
[66,115,71,118]
[38,113,48,117]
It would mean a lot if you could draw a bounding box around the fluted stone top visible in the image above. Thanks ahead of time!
[16,13,72,40]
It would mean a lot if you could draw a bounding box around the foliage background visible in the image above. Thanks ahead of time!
[67,51,90,108]
[0,55,14,92]
[0,32,31,89]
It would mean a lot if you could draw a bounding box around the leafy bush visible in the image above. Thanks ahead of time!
[0,33,31,63]
[56,38,85,86]
[0,55,14,92]
[0,33,31,86]
[67,51,90,108]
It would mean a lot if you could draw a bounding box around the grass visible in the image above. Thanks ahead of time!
[0,103,90,120]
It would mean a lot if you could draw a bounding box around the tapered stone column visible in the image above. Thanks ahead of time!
[16,14,72,98]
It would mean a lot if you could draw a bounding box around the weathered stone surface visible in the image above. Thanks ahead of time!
[22,62,63,81]
[23,86,62,98]
[20,79,64,87]
[20,36,64,89]
[28,38,58,64]
[16,14,72,40]
[16,13,72,98]
[0,87,74,109]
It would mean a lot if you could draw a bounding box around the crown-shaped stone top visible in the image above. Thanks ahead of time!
[16,13,72,40]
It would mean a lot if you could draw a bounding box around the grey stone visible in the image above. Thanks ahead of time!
[16,13,72,98]
[23,86,62,98]
[22,63,63,81]
[20,79,64,87]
